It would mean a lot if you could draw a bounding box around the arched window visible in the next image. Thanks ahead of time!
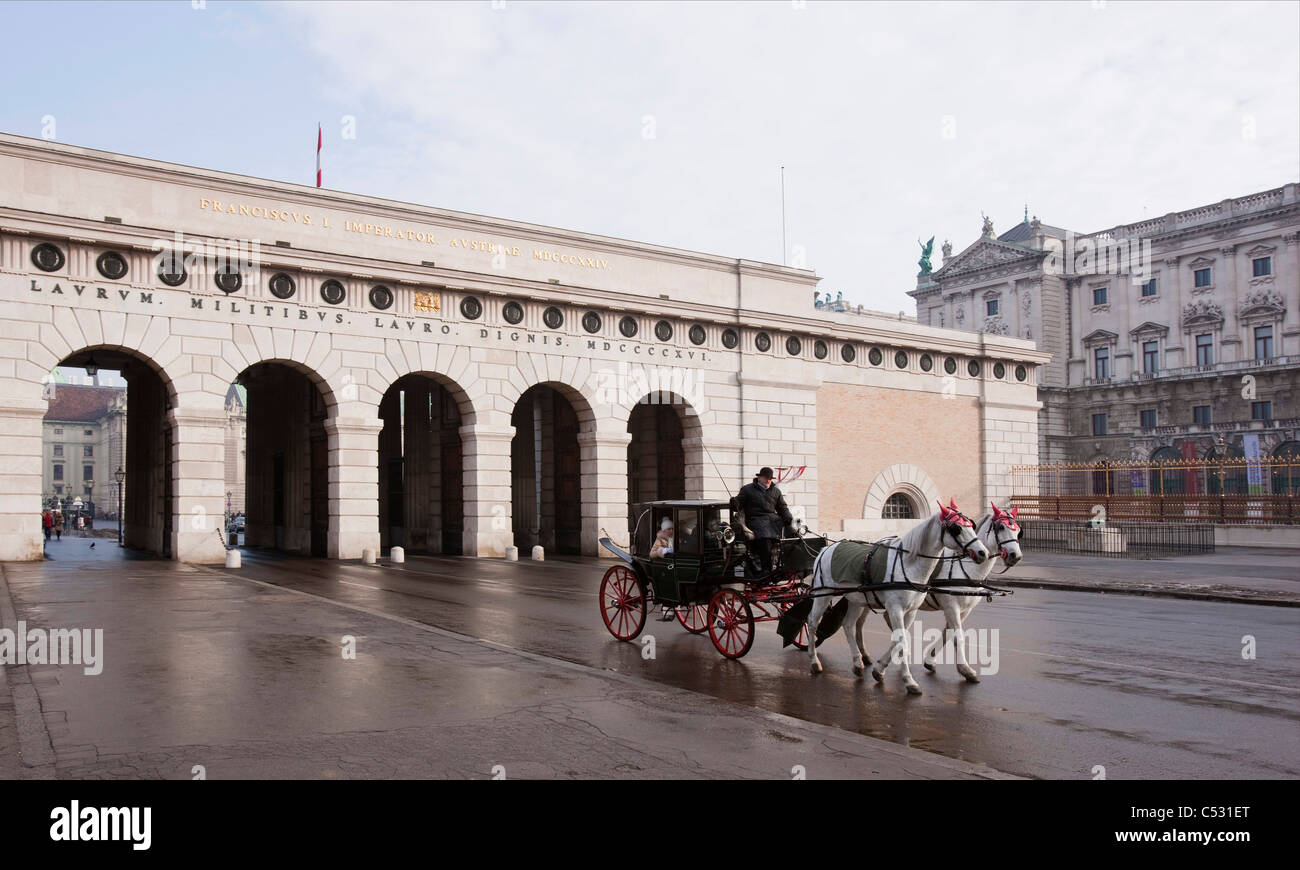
[1273,442,1300,495]
[882,492,916,519]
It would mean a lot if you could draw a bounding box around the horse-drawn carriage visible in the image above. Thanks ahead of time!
[597,500,827,659]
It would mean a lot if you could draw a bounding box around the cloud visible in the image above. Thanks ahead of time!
[277,0,1300,313]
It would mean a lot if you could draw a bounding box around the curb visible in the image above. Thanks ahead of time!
[1000,577,1300,608]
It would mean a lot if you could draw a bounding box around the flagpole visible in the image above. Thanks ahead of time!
[316,122,322,188]
[780,165,787,266]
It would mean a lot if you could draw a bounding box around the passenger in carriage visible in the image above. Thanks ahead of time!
[650,516,674,558]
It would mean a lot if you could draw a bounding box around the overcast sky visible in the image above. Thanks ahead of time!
[1,0,1297,313]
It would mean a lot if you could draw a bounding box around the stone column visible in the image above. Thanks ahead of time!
[461,422,515,557]
[403,382,431,552]
[326,414,382,559]
[577,429,631,557]
[168,406,229,564]
[0,399,46,561]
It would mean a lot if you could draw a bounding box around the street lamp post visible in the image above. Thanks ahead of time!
[114,465,125,546]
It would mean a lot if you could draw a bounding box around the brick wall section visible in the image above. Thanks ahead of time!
[817,382,982,532]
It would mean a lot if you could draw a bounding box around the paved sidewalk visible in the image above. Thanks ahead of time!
[1000,547,1299,606]
[0,558,1015,781]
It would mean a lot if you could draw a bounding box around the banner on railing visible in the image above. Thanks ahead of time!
[1244,434,1263,495]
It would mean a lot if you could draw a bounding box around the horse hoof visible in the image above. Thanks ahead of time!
[963,673,981,684]
[923,661,936,673]
[810,662,823,675]
[871,669,884,684]
[906,683,923,696]
[853,663,864,676]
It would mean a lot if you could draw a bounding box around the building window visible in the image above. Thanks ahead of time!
[1252,257,1271,277]
[1092,413,1107,436]
[84,429,93,436]
[84,445,93,457]
[1093,347,1110,380]
[1194,268,1212,287]
[1141,278,1157,297]
[986,299,999,317]
[1093,286,1108,306]
[1142,341,1159,374]
[83,465,93,481]
[53,428,62,435]
[53,444,63,457]
[1193,405,1212,426]
[1254,325,1274,359]
[1252,401,1272,421]
[1140,409,1157,429]
[53,465,63,481]
[881,493,916,520]
[1196,333,1214,367]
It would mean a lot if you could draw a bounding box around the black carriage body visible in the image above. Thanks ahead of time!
[628,501,745,605]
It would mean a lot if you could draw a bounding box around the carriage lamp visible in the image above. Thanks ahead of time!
[83,355,98,378]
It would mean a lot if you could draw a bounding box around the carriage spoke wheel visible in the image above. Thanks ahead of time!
[707,588,755,659]
[599,566,647,641]
[676,603,708,634]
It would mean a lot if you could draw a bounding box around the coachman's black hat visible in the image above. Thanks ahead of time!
[757,467,775,478]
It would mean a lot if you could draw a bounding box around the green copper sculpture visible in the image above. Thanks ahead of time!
[917,236,935,275]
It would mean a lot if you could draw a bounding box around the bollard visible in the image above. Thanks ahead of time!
[391,546,405,564]
[531,545,545,561]
[362,548,377,565]
[225,549,241,569]
[505,546,518,562]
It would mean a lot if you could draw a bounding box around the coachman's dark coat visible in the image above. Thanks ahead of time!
[735,479,793,540]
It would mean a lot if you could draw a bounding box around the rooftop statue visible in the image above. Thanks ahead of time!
[917,236,935,275]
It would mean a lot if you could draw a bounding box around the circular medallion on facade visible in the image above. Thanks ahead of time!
[654,320,673,342]
[944,356,957,375]
[369,285,394,310]
[320,279,346,305]
[460,296,483,320]
[968,359,981,377]
[31,243,65,272]
[96,251,128,280]
[503,301,524,324]
[721,328,739,349]
[1015,364,1028,382]
[841,344,856,363]
[543,306,564,329]
[214,263,242,294]
[785,336,802,356]
[994,361,1006,379]
[755,332,771,352]
[689,324,707,346]
[920,353,933,372]
[814,339,828,360]
[156,251,187,287]
[895,350,909,369]
[268,272,296,300]
[582,311,602,333]
[868,347,883,366]
[619,316,638,338]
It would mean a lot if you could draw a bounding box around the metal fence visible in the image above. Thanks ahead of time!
[1019,520,1216,558]
[1011,457,1300,525]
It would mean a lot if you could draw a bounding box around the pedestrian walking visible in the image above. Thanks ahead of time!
[41,509,52,542]
[53,511,63,541]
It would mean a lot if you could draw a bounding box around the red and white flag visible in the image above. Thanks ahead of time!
[316,123,322,188]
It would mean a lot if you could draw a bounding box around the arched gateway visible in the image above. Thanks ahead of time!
[0,134,1048,562]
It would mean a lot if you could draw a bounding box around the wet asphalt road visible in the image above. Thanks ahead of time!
[227,550,1300,780]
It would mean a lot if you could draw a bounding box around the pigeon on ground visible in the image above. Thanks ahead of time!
[89,542,95,549]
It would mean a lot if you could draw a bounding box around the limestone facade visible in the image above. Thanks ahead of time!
[0,134,1047,562]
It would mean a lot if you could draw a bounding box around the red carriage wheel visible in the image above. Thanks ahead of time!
[676,603,708,634]
[599,565,647,641]
[707,588,755,659]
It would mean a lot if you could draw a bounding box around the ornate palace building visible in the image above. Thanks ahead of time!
[0,134,1046,563]
[909,186,1300,471]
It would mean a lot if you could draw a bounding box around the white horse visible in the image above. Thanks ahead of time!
[806,499,988,695]
[917,503,1023,683]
